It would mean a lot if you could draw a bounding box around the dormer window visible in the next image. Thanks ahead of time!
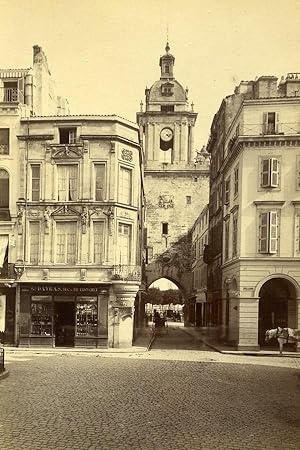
[161,82,174,97]
[59,128,76,144]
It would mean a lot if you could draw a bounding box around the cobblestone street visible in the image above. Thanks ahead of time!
[1,326,300,450]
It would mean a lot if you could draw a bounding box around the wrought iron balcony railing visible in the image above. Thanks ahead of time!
[0,87,24,103]
[111,265,141,282]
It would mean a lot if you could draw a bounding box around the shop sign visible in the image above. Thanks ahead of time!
[21,285,107,295]
[0,295,6,332]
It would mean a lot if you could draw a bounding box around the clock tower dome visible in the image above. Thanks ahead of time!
[137,43,209,288]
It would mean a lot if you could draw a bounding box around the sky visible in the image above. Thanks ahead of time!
[1,0,300,148]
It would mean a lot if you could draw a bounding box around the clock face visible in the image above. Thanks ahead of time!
[160,128,173,142]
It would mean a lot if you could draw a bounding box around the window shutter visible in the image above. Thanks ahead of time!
[17,78,24,103]
[269,211,278,253]
[259,212,268,253]
[69,129,76,144]
[261,159,271,187]
[275,113,280,134]
[262,112,268,134]
[270,158,279,187]
[296,214,300,253]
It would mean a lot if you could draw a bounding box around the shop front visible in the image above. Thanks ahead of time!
[19,284,109,348]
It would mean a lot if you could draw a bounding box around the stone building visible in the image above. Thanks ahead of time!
[0,47,143,348]
[207,73,300,350]
[188,204,209,326]
[137,43,209,299]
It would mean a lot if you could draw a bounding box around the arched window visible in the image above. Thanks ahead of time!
[0,169,9,208]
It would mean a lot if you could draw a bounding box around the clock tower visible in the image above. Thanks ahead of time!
[137,43,209,288]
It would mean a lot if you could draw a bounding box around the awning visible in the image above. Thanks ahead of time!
[0,235,8,268]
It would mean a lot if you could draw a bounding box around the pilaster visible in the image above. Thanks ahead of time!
[237,296,260,350]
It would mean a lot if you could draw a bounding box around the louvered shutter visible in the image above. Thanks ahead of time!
[275,113,280,134]
[261,159,270,187]
[17,78,24,103]
[259,212,268,253]
[269,211,278,253]
[263,112,268,134]
[270,158,279,187]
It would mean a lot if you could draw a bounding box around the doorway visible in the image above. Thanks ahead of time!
[54,302,75,347]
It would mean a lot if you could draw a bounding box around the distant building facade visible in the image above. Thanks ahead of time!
[207,73,300,350]
[137,43,209,297]
[188,205,209,326]
[0,47,143,348]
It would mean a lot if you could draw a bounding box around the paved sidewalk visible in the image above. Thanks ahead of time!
[183,326,300,357]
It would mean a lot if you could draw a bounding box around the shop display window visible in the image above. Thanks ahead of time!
[76,298,98,336]
[31,296,53,336]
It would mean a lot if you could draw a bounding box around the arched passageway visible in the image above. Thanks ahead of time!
[258,277,297,345]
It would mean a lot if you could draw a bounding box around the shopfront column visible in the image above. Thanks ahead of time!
[111,282,140,348]
[237,296,260,351]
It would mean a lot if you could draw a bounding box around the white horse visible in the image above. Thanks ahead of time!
[265,327,300,356]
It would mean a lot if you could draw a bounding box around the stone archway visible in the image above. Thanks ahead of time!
[258,276,298,345]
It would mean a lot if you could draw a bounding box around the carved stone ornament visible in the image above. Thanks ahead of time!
[50,145,84,160]
[51,205,81,217]
[121,148,133,162]
[44,206,51,233]
[17,206,24,235]
[195,145,211,165]
[28,208,42,218]
[158,194,174,209]
[81,207,89,233]
[103,206,114,235]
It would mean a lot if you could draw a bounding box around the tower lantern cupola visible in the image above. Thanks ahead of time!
[159,42,175,80]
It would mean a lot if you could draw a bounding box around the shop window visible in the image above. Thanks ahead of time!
[29,222,40,264]
[95,163,106,201]
[93,221,104,264]
[76,300,98,336]
[31,164,41,201]
[31,297,53,336]
[261,158,279,188]
[59,128,76,144]
[0,129,9,155]
[259,211,278,254]
[117,223,131,265]
[119,167,132,204]
[57,164,78,201]
[56,222,77,264]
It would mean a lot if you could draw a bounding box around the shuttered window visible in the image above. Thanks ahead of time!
[56,222,77,264]
[234,166,239,196]
[263,112,279,134]
[224,177,230,205]
[232,214,238,257]
[224,220,230,260]
[259,211,278,254]
[261,158,279,188]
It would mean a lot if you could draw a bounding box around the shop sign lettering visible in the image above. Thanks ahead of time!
[22,285,105,294]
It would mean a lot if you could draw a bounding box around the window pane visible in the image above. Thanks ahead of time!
[57,166,67,201]
[118,223,131,265]
[31,165,40,201]
[68,166,78,200]
[30,222,40,263]
[94,222,104,264]
[56,222,77,264]
[95,164,105,201]
[119,168,132,204]
[0,129,9,154]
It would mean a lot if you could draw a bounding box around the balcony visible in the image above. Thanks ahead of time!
[0,87,24,104]
[111,265,141,282]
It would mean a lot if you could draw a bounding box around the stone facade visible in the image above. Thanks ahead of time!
[207,73,300,350]
[0,47,143,348]
[137,44,209,297]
